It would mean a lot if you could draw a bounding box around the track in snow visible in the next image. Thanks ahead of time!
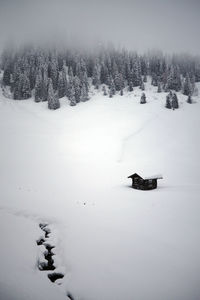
[37,222,75,300]
[117,114,159,163]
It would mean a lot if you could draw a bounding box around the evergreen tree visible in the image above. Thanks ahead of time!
[100,64,109,84]
[140,56,148,77]
[132,58,142,87]
[183,73,192,96]
[58,68,67,98]
[47,78,60,110]
[165,94,171,109]
[80,84,89,102]
[140,81,145,91]
[151,73,158,86]
[29,66,36,90]
[106,74,111,88]
[21,73,31,99]
[3,64,12,86]
[12,59,21,86]
[187,94,192,104]
[13,73,31,100]
[190,74,196,95]
[174,65,182,92]
[171,92,179,109]
[157,82,162,93]
[34,69,43,102]
[81,71,89,93]
[143,74,147,83]
[13,78,21,100]
[66,67,74,98]
[73,76,81,103]
[48,55,58,90]
[69,85,76,106]
[140,92,146,104]
[125,57,131,82]
[166,65,181,92]
[195,62,200,81]
[10,74,14,92]
[68,66,74,78]
[114,72,124,91]
[92,62,101,89]
[102,85,107,96]
[41,69,48,101]
[110,78,116,96]
[129,81,133,92]
[120,88,123,96]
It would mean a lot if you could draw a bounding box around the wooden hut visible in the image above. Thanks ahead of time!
[128,173,163,190]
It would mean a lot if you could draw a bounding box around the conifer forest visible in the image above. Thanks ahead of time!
[1,45,200,109]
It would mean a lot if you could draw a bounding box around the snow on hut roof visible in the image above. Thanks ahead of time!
[128,173,163,180]
[143,174,163,180]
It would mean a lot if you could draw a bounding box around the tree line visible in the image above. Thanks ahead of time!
[1,45,200,109]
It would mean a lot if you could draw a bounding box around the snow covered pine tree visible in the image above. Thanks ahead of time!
[47,78,60,110]
[140,92,146,104]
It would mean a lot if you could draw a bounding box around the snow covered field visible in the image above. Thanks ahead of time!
[0,81,200,300]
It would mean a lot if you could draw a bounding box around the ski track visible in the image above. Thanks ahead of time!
[0,205,58,225]
[117,113,159,163]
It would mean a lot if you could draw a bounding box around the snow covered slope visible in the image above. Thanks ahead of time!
[0,80,200,300]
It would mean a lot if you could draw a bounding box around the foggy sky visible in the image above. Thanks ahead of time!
[0,0,199,54]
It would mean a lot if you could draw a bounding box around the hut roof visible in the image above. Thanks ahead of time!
[127,173,142,179]
[128,173,163,180]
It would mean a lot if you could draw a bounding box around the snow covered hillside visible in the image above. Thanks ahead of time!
[0,80,200,300]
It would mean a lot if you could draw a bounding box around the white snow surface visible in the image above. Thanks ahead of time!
[0,79,200,300]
